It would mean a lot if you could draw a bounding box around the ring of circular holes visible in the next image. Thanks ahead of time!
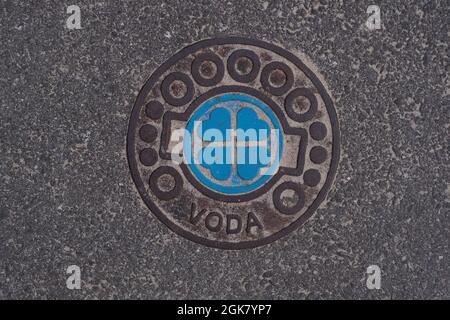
[157,49,324,214]
[149,166,183,200]
[161,72,194,106]
[309,146,328,164]
[227,49,261,83]
[272,181,305,215]
[191,52,225,87]
[303,169,321,187]
[260,61,294,96]
[139,124,158,143]
[309,122,327,141]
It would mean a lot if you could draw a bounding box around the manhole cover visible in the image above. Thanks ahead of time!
[127,37,340,249]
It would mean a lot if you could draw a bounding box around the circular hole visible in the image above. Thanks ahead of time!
[158,173,176,192]
[269,69,287,88]
[145,101,164,120]
[139,148,157,166]
[280,189,299,208]
[293,96,311,114]
[199,60,217,79]
[170,80,187,98]
[236,57,253,75]
[139,124,157,143]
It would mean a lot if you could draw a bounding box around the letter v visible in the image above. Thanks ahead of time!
[190,203,207,224]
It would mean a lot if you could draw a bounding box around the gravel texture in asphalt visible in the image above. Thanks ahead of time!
[0,0,449,299]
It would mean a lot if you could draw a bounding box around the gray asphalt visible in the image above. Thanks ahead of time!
[0,0,449,299]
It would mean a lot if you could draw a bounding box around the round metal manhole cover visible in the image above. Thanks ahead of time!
[127,37,340,249]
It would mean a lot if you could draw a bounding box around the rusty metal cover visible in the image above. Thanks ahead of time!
[127,37,340,249]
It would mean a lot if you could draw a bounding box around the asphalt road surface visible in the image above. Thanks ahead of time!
[1,0,449,299]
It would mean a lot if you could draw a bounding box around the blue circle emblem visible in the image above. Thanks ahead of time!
[183,93,284,195]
